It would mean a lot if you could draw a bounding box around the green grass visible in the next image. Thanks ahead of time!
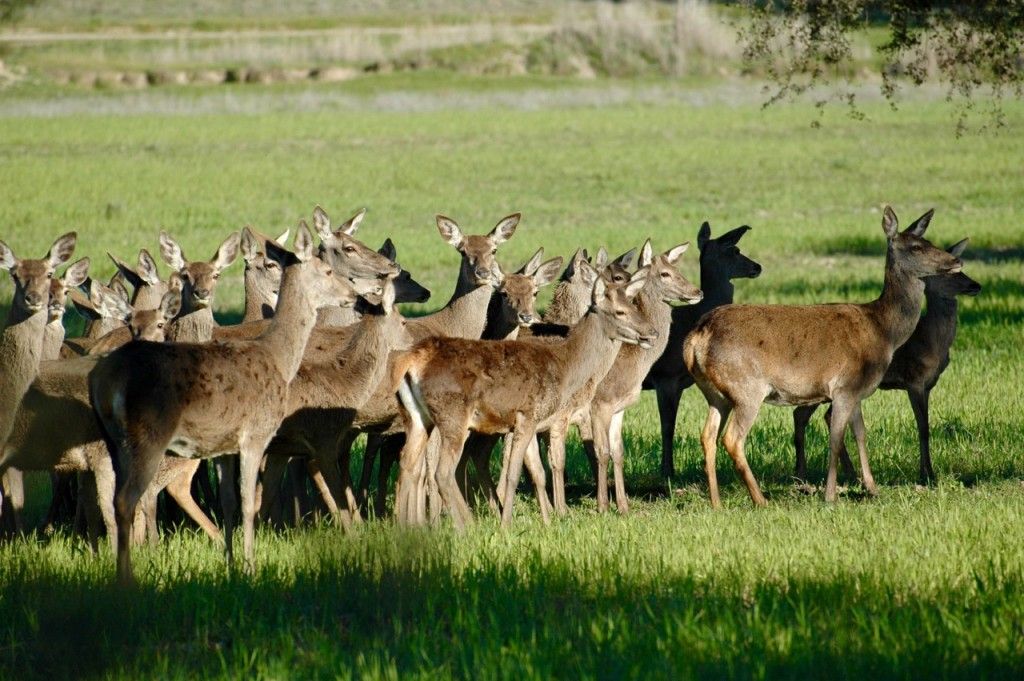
[1,78,1023,678]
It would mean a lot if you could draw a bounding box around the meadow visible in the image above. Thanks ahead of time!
[0,73,1023,678]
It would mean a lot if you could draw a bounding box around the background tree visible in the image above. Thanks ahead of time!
[737,1,1024,131]
[1,0,37,25]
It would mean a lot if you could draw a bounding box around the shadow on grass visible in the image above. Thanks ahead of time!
[2,537,1021,680]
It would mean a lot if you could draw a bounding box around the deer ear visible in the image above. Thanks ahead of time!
[718,225,751,247]
[159,231,187,270]
[293,221,314,261]
[274,228,290,246]
[664,242,690,264]
[697,221,711,249]
[165,273,185,299]
[612,247,636,270]
[63,257,91,289]
[904,208,934,237]
[69,288,100,321]
[533,256,563,287]
[435,215,464,247]
[638,239,654,268]
[160,289,182,320]
[312,205,332,240]
[579,259,599,287]
[591,274,606,303]
[338,208,366,236]
[240,228,260,262]
[595,247,609,268]
[624,267,649,299]
[47,232,77,270]
[0,240,17,271]
[948,238,969,258]
[380,278,397,314]
[137,249,162,286]
[882,206,899,239]
[212,232,241,272]
[110,276,131,304]
[518,247,544,276]
[489,213,520,245]
[95,284,133,322]
[377,238,397,262]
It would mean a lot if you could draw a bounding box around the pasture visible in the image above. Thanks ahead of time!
[1,77,1023,678]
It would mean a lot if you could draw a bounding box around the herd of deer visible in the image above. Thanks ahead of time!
[0,205,978,583]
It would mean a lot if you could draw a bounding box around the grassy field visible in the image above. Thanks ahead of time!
[1,74,1023,678]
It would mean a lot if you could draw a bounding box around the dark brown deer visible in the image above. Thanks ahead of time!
[684,207,963,506]
[643,222,761,478]
[792,238,980,485]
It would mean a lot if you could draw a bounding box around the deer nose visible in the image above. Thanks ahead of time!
[475,267,491,280]
[193,288,211,300]
[518,312,534,325]
[24,293,44,310]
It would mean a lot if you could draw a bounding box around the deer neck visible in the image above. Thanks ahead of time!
[559,312,622,398]
[0,309,47,445]
[87,317,124,340]
[543,281,589,325]
[919,293,959,356]
[483,290,518,340]
[42,321,66,361]
[243,274,276,323]
[871,259,926,349]
[167,307,216,343]
[699,265,736,311]
[260,266,321,383]
[335,314,400,405]
[316,304,359,328]
[425,281,493,339]
[636,286,672,355]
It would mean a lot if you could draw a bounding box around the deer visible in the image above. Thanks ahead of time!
[553,239,703,515]
[393,263,657,529]
[643,222,762,479]
[240,227,290,323]
[89,223,352,582]
[792,238,980,485]
[0,247,87,534]
[158,230,240,342]
[0,232,78,452]
[0,282,192,547]
[684,207,963,508]
[329,213,521,520]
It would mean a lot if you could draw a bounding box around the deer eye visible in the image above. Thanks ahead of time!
[615,310,627,317]
[344,246,357,254]
[157,322,164,328]
[660,271,670,278]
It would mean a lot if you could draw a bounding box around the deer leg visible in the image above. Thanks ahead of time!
[823,405,856,480]
[548,422,571,515]
[258,454,289,526]
[113,445,166,585]
[849,404,878,497]
[470,436,501,513]
[238,440,271,572]
[609,410,629,514]
[423,431,444,524]
[793,405,818,480]
[91,454,117,555]
[500,424,536,527]
[495,434,514,507]
[700,396,731,509]
[395,422,430,526]
[79,472,102,553]
[215,456,239,566]
[721,401,767,507]
[655,376,682,478]
[592,404,614,513]
[165,461,223,544]
[376,436,402,520]
[908,388,934,485]
[825,398,857,503]
[434,429,473,529]
[1,469,25,534]
[575,419,598,484]
[522,435,551,524]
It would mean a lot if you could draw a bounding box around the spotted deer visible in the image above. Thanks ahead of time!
[684,207,963,507]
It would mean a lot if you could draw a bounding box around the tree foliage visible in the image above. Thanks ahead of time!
[1,0,38,25]
[738,1,1024,131]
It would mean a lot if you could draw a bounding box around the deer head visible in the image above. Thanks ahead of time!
[637,240,703,304]
[0,232,77,321]
[159,230,240,312]
[311,206,400,298]
[435,213,519,289]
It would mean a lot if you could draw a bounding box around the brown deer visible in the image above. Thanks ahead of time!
[240,228,290,323]
[0,232,78,450]
[158,230,240,342]
[89,223,350,582]
[644,222,761,478]
[393,265,657,528]
[684,207,963,507]
[792,238,980,485]
[569,239,702,514]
